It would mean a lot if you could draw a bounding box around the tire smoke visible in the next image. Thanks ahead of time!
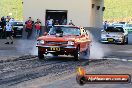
[87,30,110,59]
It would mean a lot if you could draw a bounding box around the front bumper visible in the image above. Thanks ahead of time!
[36,45,76,55]
[101,38,123,43]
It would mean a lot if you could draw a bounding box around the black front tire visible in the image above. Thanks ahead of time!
[121,37,126,45]
[74,46,80,61]
[125,37,128,44]
[52,54,58,56]
[38,51,44,60]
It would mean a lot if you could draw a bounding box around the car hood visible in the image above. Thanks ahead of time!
[37,35,79,42]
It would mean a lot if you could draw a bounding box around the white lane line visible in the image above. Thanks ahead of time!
[122,59,128,62]
[128,60,132,62]
[103,58,121,61]
[103,58,132,62]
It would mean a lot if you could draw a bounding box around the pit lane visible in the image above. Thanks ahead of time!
[0,29,132,88]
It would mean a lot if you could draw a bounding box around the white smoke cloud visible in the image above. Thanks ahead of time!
[87,30,110,59]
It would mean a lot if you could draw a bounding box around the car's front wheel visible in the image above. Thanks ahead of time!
[74,46,80,61]
[121,37,126,45]
[125,37,128,44]
[52,53,58,57]
[38,50,44,60]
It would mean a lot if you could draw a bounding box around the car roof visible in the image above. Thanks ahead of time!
[53,25,80,28]
[127,23,132,25]
[113,23,124,25]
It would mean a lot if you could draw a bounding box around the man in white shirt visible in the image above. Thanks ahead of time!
[5,22,14,44]
[46,19,53,32]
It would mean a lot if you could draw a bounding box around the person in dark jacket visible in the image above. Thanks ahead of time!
[0,20,2,39]
[35,19,41,37]
[1,17,6,38]
[25,17,34,39]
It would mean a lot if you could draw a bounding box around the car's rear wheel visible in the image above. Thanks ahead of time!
[74,46,80,61]
[38,50,44,60]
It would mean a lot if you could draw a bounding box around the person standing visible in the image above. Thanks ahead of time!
[61,16,67,25]
[5,22,14,44]
[0,20,2,39]
[1,17,6,38]
[103,21,108,29]
[35,19,41,37]
[54,20,60,25]
[46,19,53,32]
[25,17,34,39]
[68,20,75,26]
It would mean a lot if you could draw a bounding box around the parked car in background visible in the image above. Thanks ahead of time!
[10,21,24,37]
[119,22,127,25]
[112,23,125,28]
[101,26,128,44]
[36,25,92,60]
[124,23,132,32]
[0,24,2,39]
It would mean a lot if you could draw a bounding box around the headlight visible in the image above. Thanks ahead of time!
[118,35,123,38]
[68,41,74,45]
[37,40,45,44]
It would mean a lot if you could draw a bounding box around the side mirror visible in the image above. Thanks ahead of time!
[44,32,48,36]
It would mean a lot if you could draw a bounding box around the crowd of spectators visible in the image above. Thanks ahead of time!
[0,15,75,43]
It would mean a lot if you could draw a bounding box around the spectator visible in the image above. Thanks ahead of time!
[35,19,41,37]
[9,18,15,23]
[5,22,14,44]
[61,16,67,25]
[46,19,53,32]
[103,21,108,29]
[0,19,2,39]
[6,16,11,22]
[54,20,60,25]
[68,20,75,26]
[25,17,34,39]
[1,17,6,38]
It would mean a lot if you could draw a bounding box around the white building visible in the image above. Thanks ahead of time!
[22,0,104,28]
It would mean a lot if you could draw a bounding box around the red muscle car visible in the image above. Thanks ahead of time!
[36,25,91,60]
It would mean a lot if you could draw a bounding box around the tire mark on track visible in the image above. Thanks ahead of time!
[0,55,107,87]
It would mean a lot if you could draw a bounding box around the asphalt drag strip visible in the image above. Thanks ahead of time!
[0,55,109,87]
[8,57,132,88]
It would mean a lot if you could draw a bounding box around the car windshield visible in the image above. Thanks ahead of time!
[119,22,126,24]
[49,26,81,36]
[113,24,124,27]
[105,27,124,32]
[126,24,132,27]
[10,22,23,26]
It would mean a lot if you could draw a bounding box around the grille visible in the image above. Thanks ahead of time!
[46,41,67,45]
